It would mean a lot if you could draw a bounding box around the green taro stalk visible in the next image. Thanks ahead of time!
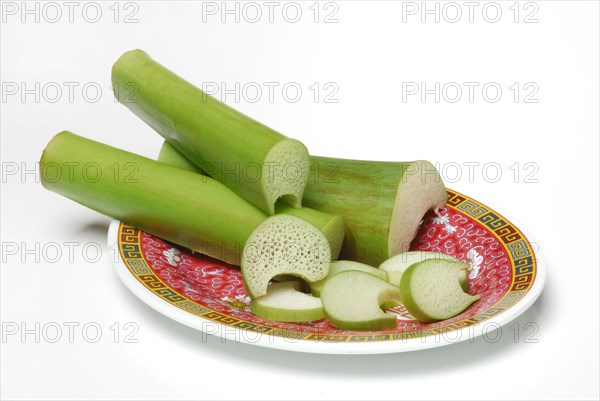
[40,132,344,266]
[112,49,309,215]
[158,142,448,266]
[306,157,447,266]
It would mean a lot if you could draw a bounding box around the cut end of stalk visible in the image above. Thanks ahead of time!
[39,131,70,189]
[242,215,331,299]
[388,161,448,256]
[111,49,149,100]
[262,139,310,215]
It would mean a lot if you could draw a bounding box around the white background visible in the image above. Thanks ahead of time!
[1,1,599,399]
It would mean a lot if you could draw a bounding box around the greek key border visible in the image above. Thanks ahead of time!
[118,189,537,343]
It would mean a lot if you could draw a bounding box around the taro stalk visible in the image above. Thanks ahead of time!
[158,141,448,266]
[306,157,447,265]
[39,131,344,266]
[112,49,309,215]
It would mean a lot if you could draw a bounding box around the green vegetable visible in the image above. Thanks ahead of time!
[400,259,480,323]
[39,131,343,266]
[112,49,309,215]
[306,157,447,266]
[320,270,401,330]
[309,260,388,297]
[157,142,344,259]
[157,142,448,267]
[157,139,203,173]
[250,281,325,322]
[380,251,467,291]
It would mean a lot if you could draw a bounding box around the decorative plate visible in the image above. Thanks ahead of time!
[108,189,546,354]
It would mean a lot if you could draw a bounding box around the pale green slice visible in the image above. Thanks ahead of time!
[380,251,468,291]
[321,271,401,330]
[310,260,387,297]
[380,299,403,310]
[388,269,469,292]
[250,281,325,322]
[400,259,480,323]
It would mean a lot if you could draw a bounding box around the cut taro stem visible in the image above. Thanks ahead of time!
[112,49,310,216]
[40,131,344,265]
[157,141,344,259]
[306,156,448,266]
[158,141,448,266]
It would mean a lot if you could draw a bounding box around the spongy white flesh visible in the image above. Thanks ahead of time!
[388,161,448,255]
[262,139,310,214]
[242,215,331,298]
[250,281,325,322]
